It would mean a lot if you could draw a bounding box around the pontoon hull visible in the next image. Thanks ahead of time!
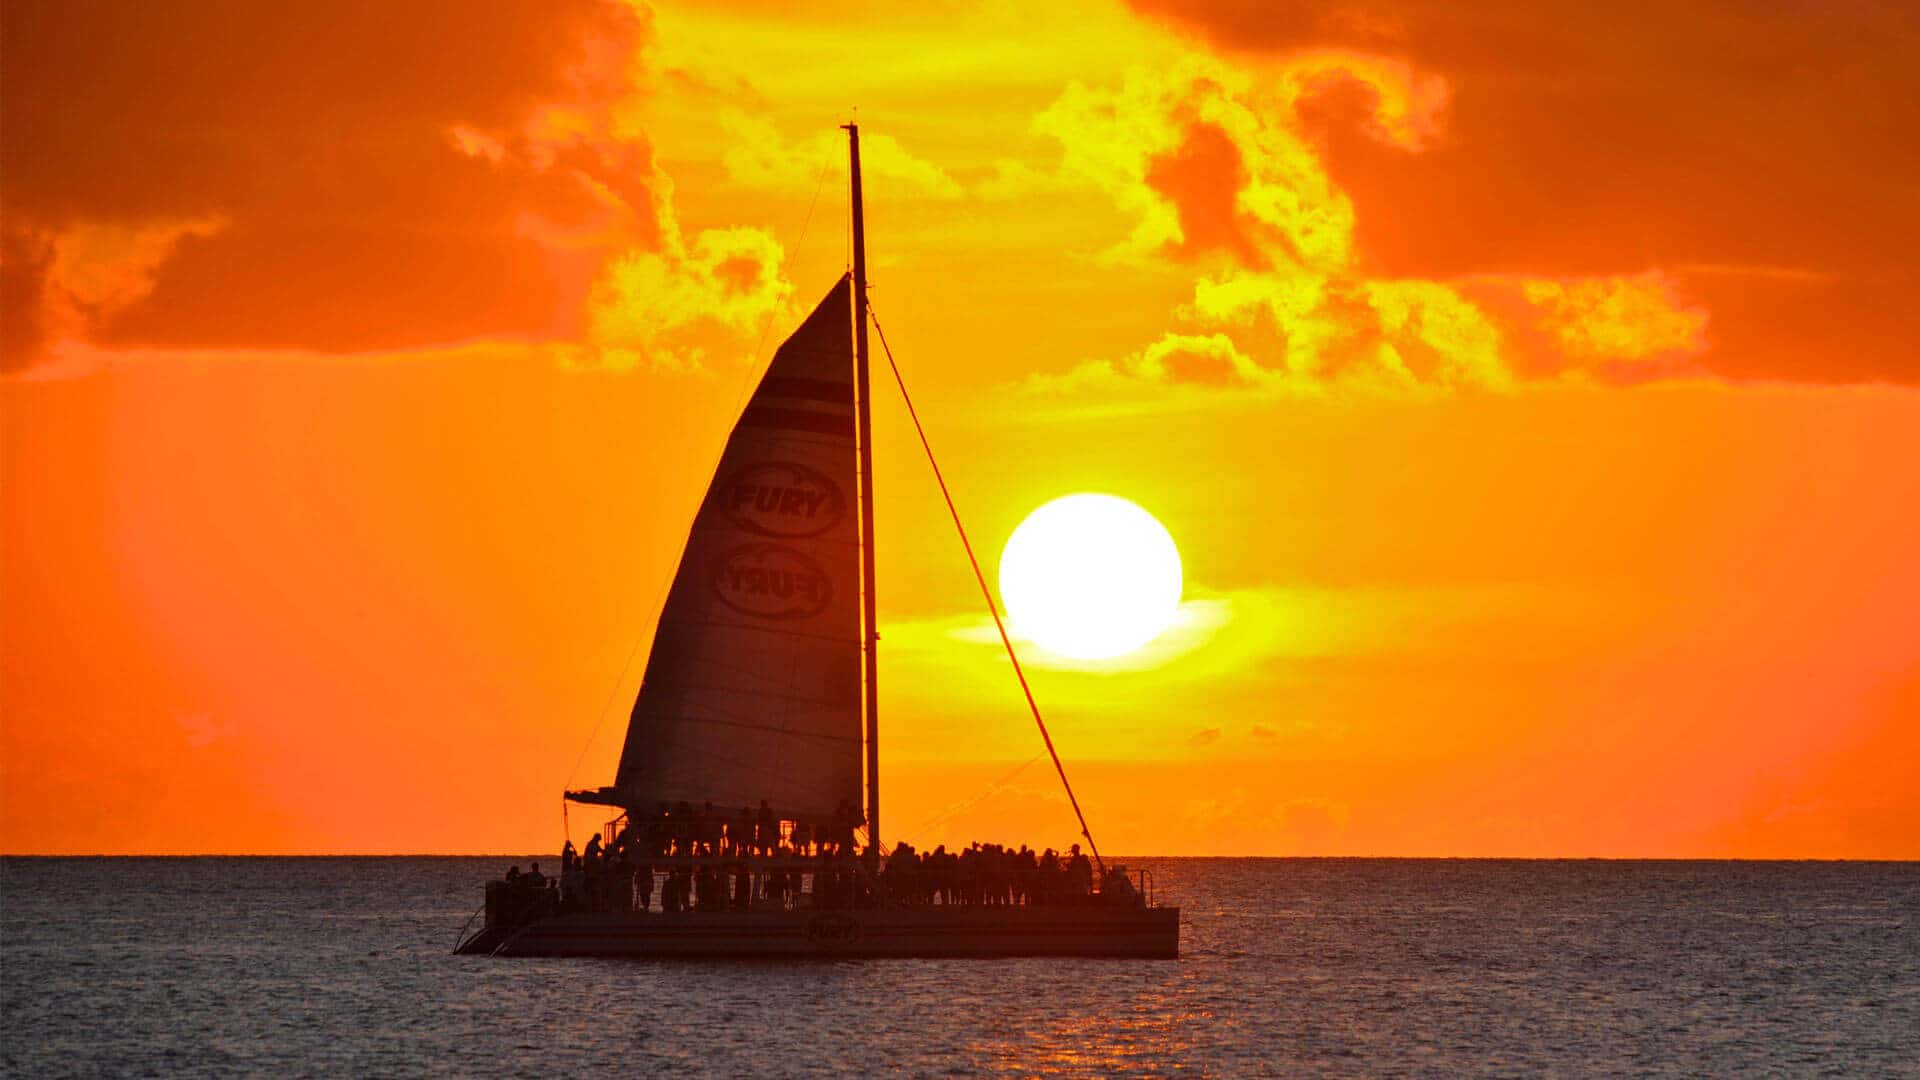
[457,905,1179,959]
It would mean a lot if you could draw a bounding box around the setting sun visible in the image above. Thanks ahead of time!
[998,494,1183,661]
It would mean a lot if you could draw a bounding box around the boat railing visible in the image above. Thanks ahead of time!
[1131,867,1156,908]
[482,848,1168,919]
[601,812,629,849]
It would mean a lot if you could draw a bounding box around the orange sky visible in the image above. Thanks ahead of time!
[4,0,1917,856]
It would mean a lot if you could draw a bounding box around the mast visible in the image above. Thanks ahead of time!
[844,122,880,870]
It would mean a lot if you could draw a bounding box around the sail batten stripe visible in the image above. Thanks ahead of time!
[657,618,861,645]
[757,377,853,404]
[738,407,855,437]
[645,680,860,711]
[658,714,864,741]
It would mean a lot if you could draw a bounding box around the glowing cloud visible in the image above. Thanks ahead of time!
[1523,272,1710,378]
[720,111,963,200]
[585,225,792,372]
[1027,52,1711,392]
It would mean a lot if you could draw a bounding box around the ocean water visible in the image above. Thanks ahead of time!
[2,858,1915,1077]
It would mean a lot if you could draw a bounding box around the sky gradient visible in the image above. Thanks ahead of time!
[4,0,1917,856]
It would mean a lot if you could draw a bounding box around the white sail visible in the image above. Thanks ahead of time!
[612,276,863,823]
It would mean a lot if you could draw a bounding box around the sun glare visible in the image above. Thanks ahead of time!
[998,494,1183,660]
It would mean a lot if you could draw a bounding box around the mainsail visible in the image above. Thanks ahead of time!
[610,276,863,823]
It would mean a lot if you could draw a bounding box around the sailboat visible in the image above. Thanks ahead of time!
[456,126,1179,959]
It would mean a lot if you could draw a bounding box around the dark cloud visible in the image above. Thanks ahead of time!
[1,0,651,369]
[1127,0,1920,384]
[1146,121,1269,268]
[0,228,53,362]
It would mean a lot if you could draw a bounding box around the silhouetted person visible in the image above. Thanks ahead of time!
[648,804,671,857]
[734,805,755,856]
[1067,846,1091,903]
[635,864,654,913]
[831,800,856,857]
[757,800,778,856]
[665,867,692,913]
[931,845,953,905]
[610,852,633,913]
[1014,846,1036,906]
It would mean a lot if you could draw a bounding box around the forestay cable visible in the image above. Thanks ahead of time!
[868,308,1106,875]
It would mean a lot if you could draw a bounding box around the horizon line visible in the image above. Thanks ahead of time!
[4,853,1916,863]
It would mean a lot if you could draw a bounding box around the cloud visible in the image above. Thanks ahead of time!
[1521,272,1708,377]
[1124,0,1920,386]
[1280,49,1450,152]
[1170,786,1351,853]
[1035,61,1360,270]
[0,226,54,364]
[584,225,792,372]
[11,218,232,363]
[720,111,963,200]
[1035,54,1438,273]
[973,158,1080,201]
[1031,332,1269,394]
[1026,55,1712,392]
[0,0,640,368]
[0,0,793,378]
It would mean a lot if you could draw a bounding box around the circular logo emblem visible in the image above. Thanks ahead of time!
[711,543,834,620]
[720,462,846,539]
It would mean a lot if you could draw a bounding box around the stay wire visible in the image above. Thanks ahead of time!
[867,307,1107,876]
[907,752,1046,841]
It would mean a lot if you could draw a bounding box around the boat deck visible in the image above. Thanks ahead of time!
[457,904,1180,959]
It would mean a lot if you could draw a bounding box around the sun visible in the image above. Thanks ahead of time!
[998,493,1183,660]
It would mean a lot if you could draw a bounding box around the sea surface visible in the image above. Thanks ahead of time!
[2,858,1916,1077]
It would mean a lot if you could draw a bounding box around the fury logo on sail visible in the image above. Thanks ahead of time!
[711,544,834,620]
[720,462,846,539]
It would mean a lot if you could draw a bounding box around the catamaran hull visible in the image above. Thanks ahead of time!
[457,906,1179,959]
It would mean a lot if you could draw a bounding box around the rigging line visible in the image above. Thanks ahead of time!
[740,150,834,415]
[562,146,837,806]
[868,307,1107,877]
[907,752,1047,840]
[656,711,863,742]
[566,631,645,794]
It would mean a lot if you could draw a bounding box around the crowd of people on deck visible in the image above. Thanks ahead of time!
[490,798,1143,921]
[881,841,1137,908]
